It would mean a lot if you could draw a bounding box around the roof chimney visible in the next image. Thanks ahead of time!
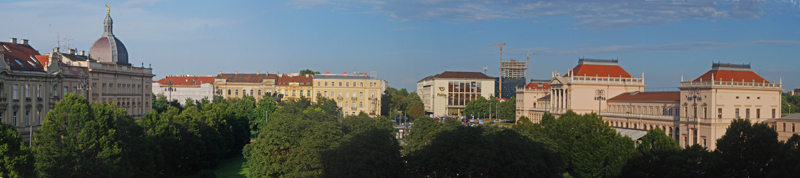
[325,71,330,74]
[235,71,238,74]
[256,71,260,74]
[9,38,17,44]
[20,39,28,45]
[218,71,222,75]
[365,73,368,76]
[80,50,85,56]
[68,49,75,55]
[344,72,347,75]
[305,74,310,77]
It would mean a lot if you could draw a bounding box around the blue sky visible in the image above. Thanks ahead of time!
[2,0,799,91]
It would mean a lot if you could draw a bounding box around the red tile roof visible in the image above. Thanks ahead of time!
[276,75,313,86]
[217,73,278,83]
[524,82,551,89]
[156,76,216,86]
[565,64,632,78]
[609,92,680,101]
[693,70,769,83]
[1,42,44,71]
[35,55,51,66]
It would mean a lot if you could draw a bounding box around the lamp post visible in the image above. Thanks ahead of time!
[686,87,702,146]
[165,81,176,101]
[594,89,606,114]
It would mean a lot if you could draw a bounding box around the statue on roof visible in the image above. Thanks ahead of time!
[106,4,110,14]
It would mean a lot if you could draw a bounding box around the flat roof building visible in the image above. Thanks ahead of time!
[417,71,496,117]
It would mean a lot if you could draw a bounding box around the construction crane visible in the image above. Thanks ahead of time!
[487,41,506,98]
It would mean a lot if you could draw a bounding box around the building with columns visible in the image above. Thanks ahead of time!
[516,59,784,150]
[417,71,496,117]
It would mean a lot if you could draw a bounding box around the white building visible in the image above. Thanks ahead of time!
[417,71,496,117]
[153,75,215,105]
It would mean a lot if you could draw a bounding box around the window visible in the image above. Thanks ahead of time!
[307,91,310,96]
[757,109,761,118]
[317,82,320,86]
[784,123,787,131]
[299,90,303,96]
[292,90,296,96]
[795,123,797,132]
[746,109,750,119]
[360,82,363,87]
[324,91,328,97]
[735,108,740,118]
[704,107,707,119]
[13,84,19,100]
[360,92,363,97]
[325,82,328,86]
[25,110,29,126]
[773,109,776,118]
[346,92,349,98]
[359,102,363,108]
[338,91,342,97]
[13,111,17,126]
[718,108,722,118]
[339,82,342,86]
[25,85,30,98]
[345,101,349,107]
[236,89,239,95]
[259,90,262,96]
[37,85,41,98]
[346,82,349,87]
[228,89,231,95]
[250,89,253,95]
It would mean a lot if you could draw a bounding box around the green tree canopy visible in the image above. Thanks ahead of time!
[0,122,34,178]
[299,69,321,76]
[715,118,781,178]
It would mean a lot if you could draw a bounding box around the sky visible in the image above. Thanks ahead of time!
[1,0,799,91]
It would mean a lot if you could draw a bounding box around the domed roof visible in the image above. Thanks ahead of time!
[89,12,129,65]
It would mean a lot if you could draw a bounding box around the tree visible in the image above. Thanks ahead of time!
[0,123,34,178]
[403,116,444,154]
[34,93,145,178]
[252,95,278,133]
[715,118,781,178]
[621,128,681,177]
[545,111,634,177]
[464,96,488,118]
[498,97,516,120]
[244,115,343,177]
[406,126,565,177]
[322,115,403,177]
[299,69,321,76]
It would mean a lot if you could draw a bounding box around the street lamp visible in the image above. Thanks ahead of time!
[594,89,606,113]
[165,81,176,101]
[686,87,702,146]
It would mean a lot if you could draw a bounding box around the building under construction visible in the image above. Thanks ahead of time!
[501,59,528,78]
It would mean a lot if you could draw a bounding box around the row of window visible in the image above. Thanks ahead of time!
[610,105,679,116]
[100,83,144,94]
[731,108,776,119]
[0,110,43,127]
[448,81,482,93]
[317,81,379,87]
[609,121,707,147]
[322,91,373,98]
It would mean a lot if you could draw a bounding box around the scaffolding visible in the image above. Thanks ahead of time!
[501,59,527,78]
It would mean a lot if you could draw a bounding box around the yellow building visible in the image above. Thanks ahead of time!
[276,74,313,102]
[312,72,385,117]
[214,71,277,100]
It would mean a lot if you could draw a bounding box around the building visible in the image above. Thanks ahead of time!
[0,38,63,145]
[498,59,528,99]
[312,72,385,117]
[417,71,495,117]
[275,74,313,102]
[214,71,277,100]
[773,113,800,141]
[791,88,800,96]
[516,80,551,122]
[516,60,784,150]
[54,9,155,119]
[153,75,216,105]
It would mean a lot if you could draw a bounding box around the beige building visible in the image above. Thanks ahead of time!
[276,74,313,102]
[772,113,800,141]
[313,72,385,117]
[516,80,551,122]
[1,38,63,144]
[417,71,496,117]
[517,59,784,150]
[214,71,277,100]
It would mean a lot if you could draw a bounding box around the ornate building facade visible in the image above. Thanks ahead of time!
[276,74,313,102]
[516,59,784,150]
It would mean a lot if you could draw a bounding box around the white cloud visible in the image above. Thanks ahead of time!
[287,0,800,30]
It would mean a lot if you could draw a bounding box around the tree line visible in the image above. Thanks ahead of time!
[0,93,260,177]
[463,96,516,120]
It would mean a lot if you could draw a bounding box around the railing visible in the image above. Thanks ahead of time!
[680,80,781,88]
[351,96,358,100]
[351,107,357,110]
[569,76,644,85]
[599,112,678,121]
[337,96,343,100]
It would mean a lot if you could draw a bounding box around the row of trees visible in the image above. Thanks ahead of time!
[463,96,516,120]
[0,93,259,177]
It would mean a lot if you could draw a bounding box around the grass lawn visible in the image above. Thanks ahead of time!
[209,154,249,178]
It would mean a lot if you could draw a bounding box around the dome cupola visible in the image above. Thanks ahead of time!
[89,5,129,65]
